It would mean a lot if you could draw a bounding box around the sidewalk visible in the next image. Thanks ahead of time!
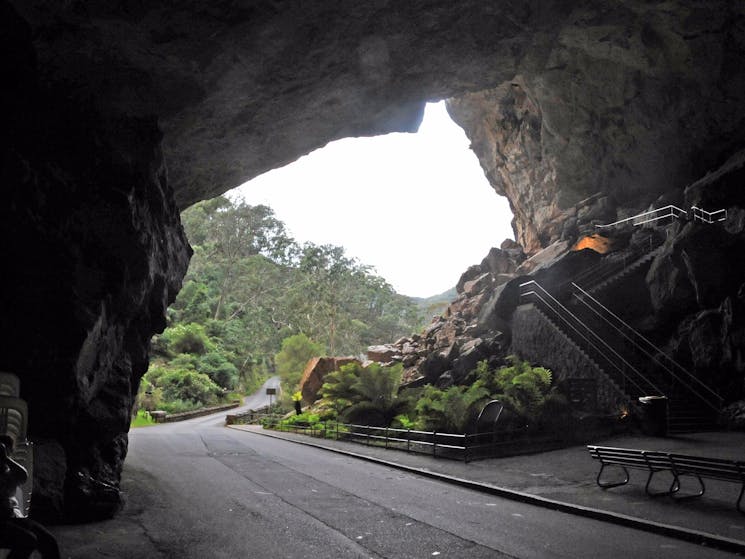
[231,424,745,551]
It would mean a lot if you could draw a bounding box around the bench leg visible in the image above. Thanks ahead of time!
[645,469,679,497]
[596,463,629,489]
[671,473,705,501]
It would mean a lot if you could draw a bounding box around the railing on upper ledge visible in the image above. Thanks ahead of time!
[595,205,688,229]
[596,204,728,230]
[691,206,727,224]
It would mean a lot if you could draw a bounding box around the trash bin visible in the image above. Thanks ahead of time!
[637,396,668,436]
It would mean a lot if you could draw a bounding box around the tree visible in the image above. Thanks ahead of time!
[275,333,324,391]
[343,363,408,426]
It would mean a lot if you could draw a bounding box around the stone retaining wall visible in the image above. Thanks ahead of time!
[511,303,628,413]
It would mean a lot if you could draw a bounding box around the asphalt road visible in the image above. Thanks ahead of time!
[50,378,733,558]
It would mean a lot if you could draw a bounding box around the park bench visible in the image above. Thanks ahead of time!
[587,445,745,513]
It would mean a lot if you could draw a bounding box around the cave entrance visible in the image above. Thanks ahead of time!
[230,101,514,298]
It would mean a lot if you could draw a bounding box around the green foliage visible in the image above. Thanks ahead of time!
[281,412,321,426]
[392,414,416,429]
[162,323,214,355]
[143,195,425,415]
[130,410,155,428]
[414,383,490,433]
[275,333,324,392]
[319,362,408,427]
[159,399,203,415]
[197,351,239,390]
[158,369,222,406]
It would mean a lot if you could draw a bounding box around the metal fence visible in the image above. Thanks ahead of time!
[258,418,567,463]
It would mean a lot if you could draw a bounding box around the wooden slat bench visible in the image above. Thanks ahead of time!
[588,445,745,513]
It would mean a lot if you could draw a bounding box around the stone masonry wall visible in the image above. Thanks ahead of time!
[511,304,627,413]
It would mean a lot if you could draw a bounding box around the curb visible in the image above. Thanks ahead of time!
[229,425,745,555]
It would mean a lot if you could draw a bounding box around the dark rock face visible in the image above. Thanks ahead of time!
[1,3,190,520]
[447,3,745,253]
[4,0,745,520]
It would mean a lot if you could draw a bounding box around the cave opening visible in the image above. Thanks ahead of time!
[230,100,515,298]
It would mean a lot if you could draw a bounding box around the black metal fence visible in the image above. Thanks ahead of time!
[258,418,568,463]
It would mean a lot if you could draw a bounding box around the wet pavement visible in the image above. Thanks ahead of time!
[231,425,745,549]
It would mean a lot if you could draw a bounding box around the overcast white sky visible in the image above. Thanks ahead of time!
[232,101,514,298]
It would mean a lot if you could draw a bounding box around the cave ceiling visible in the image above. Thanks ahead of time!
[2,1,684,207]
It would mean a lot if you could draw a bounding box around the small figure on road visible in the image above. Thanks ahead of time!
[0,435,60,559]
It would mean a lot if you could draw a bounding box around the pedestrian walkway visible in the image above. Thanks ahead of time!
[231,424,745,551]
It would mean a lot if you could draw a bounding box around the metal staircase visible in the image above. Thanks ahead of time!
[514,205,728,434]
[570,283,722,433]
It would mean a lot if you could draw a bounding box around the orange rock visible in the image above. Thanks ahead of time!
[299,357,359,404]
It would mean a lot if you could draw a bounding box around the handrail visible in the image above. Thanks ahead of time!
[571,283,723,412]
[596,205,687,229]
[570,232,664,292]
[691,206,727,224]
[519,280,663,397]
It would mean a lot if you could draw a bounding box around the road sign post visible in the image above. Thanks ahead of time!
[266,387,277,410]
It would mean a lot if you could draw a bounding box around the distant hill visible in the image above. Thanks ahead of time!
[410,287,457,322]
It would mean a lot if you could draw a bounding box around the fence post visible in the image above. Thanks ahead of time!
[433,430,437,458]
[407,429,411,453]
[385,427,388,449]
[336,421,339,441]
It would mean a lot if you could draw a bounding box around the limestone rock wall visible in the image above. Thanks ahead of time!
[0,4,191,520]
[447,2,745,253]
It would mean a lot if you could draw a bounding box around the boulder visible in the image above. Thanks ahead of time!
[366,344,400,363]
[299,357,359,404]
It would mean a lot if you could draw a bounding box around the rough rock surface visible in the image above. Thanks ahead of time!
[1,4,191,519]
[299,357,359,405]
[4,0,745,521]
[447,3,745,253]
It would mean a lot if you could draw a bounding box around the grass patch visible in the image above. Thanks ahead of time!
[130,410,156,428]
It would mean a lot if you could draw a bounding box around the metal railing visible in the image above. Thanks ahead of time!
[570,283,723,412]
[260,418,566,463]
[691,206,727,224]
[596,205,687,229]
[569,231,664,293]
[519,280,662,398]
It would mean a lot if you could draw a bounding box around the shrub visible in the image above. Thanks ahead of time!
[160,399,202,414]
[320,362,408,427]
[414,383,489,433]
[197,351,239,390]
[159,369,222,405]
[162,323,214,355]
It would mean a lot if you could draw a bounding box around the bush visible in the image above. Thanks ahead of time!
[159,369,222,405]
[414,383,489,433]
[282,412,320,426]
[162,323,214,355]
[160,399,203,414]
[197,351,239,390]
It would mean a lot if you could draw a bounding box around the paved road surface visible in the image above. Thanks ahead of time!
[50,378,733,558]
